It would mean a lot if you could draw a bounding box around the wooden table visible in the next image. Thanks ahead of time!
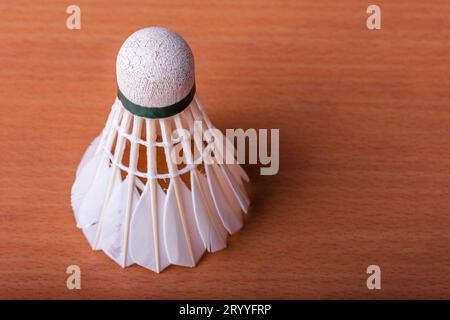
[1,0,450,299]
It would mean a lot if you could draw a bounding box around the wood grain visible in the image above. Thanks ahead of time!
[1,0,450,299]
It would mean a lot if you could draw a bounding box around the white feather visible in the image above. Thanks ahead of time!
[76,160,115,228]
[97,175,138,267]
[214,130,250,212]
[129,182,170,272]
[71,153,103,219]
[163,178,205,266]
[221,165,250,213]
[191,171,228,252]
[76,134,102,177]
[191,97,250,217]
[221,131,250,184]
[205,163,243,234]
[81,223,98,248]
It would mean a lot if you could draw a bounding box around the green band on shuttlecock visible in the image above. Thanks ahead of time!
[117,84,196,119]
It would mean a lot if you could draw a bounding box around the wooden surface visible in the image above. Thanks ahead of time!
[1,0,450,299]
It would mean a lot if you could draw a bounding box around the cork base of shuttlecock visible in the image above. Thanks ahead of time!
[116,27,195,109]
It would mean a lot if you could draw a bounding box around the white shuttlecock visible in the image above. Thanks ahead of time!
[71,27,250,272]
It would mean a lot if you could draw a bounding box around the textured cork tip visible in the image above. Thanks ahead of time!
[116,27,195,109]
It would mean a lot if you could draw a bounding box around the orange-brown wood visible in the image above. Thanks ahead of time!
[1,0,450,299]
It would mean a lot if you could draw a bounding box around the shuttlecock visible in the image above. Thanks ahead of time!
[71,27,250,272]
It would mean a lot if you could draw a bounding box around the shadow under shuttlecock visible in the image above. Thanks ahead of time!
[208,97,303,234]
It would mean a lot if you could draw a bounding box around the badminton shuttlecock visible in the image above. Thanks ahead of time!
[71,27,250,272]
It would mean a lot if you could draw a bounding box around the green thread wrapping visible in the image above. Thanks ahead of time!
[117,84,196,119]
